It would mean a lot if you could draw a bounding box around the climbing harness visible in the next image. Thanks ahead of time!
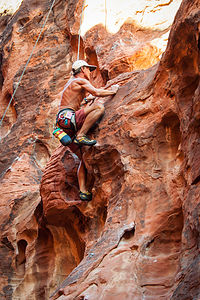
[56,109,76,132]
[0,0,57,139]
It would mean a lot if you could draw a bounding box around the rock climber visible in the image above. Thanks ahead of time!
[53,60,118,201]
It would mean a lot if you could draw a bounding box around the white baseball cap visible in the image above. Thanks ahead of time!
[72,60,97,72]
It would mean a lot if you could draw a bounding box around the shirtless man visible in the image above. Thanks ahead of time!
[54,60,118,201]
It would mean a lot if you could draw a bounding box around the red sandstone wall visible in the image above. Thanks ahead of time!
[0,0,200,299]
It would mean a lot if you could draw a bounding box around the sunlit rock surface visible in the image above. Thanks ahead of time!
[81,0,182,79]
[0,0,200,299]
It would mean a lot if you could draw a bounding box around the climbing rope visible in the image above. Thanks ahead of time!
[77,0,107,60]
[0,0,57,134]
[77,0,85,60]
[105,0,107,31]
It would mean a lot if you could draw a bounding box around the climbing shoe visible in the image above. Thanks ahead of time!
[74,135,97,146]
[53,128,72,146]
[79,191,92,201]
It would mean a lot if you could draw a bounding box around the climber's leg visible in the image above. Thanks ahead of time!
[74,102,105,146]
[73,147,92,201]
[77,160,92,201]
[79,102,105,136]
[77,159,87,193]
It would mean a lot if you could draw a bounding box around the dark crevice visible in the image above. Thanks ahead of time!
[34,201,45,226]
[141,283,166,288]
[18,16,30,27]
[192,174,200,185]
[166,89,175,98]
[1,237,14,250]
[122,227,135,240]
[145,237,155,249]
[160,112,181,157]
[101,68,109,84]
[5,92,11,102]
[198,33,200,51]
[16,239,27,275]
[79,296,88,300]
[119,225,135,243]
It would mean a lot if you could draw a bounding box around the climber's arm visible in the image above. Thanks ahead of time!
[80,79,119,97]
[86,94,96,101]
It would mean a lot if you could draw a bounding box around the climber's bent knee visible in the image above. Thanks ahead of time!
[97,103,105,115]
[92,102,105,117]
[84,102,105,116]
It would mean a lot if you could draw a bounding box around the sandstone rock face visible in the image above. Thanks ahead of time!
[82,0,182,79]
[0,0,200,300]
